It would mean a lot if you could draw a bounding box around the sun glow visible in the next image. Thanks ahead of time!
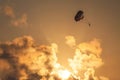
[0,36,109,80]
[58,69,71,80]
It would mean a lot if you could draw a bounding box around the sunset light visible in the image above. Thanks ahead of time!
[58,69,71,80]
[0,0,119,80]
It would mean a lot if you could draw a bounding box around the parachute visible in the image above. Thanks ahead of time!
[74,10,84,22]
[74,10,91,27]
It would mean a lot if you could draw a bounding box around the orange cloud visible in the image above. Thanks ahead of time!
[3,5,28,27]
[4,5,15,18]
[11,13,28,27]
[0,36,109,80]
[65,35,76,48]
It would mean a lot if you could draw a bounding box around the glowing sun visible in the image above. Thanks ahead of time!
[58,69,71,80]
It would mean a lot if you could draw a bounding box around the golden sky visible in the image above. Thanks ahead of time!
[0,0,120,80]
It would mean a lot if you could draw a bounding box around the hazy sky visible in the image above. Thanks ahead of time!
[0,0,120,80]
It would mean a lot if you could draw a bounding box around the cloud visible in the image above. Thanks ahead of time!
[0,36,109,80]
[67,36,107,80]
[0,36,58,80]
[3,5,28,27]
[4,5,15,18]
[0,59,11,78]
[65,35,76,48]
[77,39,102,57]
[11,13,28,27]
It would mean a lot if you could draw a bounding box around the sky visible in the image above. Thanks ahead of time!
[0,0,120,80]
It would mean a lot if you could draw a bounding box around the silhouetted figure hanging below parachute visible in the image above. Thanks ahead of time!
[74,10,91,27]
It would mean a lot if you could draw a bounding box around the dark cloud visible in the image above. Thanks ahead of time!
[0,36,58,80]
